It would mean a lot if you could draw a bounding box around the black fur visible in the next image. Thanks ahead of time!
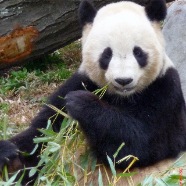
[145,0,167,21]
[99,47,113,70]
[133,46,148,67]
[78,0,97,27]
[0,141,19,170]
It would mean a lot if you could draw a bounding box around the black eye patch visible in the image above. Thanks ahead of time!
[99,47,112,70]
[133,46,148,67]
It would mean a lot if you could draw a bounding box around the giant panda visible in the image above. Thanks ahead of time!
[0,0,186,185]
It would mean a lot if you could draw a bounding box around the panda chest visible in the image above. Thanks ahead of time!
[103,94,155,123]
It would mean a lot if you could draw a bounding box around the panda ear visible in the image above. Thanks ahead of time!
[145,0,167,21]
[78,0,97,27]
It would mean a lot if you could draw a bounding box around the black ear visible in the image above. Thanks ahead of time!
[78,0,97,27]
[145,0,167,21]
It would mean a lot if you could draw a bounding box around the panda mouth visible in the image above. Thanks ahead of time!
[113,85,135,93]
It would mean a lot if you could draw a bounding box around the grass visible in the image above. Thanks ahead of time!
[0,41,81,139]
[0,55,71,96]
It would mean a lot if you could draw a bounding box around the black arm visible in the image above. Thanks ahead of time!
[0,72,96,172]
[10,72,87,152]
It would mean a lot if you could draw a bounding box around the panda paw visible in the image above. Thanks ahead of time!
[0,140,23,173]
[65,90,100,120]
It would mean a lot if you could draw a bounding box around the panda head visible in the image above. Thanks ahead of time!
[78,0,170,97]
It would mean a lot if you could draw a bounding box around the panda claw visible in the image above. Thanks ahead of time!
[0,140,20,172]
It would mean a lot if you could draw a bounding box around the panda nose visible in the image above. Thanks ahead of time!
[115,78,133,86]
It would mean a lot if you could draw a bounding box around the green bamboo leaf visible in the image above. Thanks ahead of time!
[33,136,54,143]
[80,151,89,170]
[29,167,38,177]
[58,174,71,186]
[168,175,186,180]
[4,171,20,186]
[15,169,26,186]
[30,144,39,155]
[48,142,60,152]
[141,175,153,186]
[113,142,125,159]
[37,128,57,137]
[2,166,9,181]
[61,117,69,129]
[46,119,52,129]
[98,168,103,186]
[154,178,168,186]
[107,155,116,176]
[91,156,97,172]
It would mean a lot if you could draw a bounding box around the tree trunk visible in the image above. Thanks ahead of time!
[0,0,173,69]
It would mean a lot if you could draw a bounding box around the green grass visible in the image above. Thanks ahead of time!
[0,42,80,141]
[0,41,81,97]
[0,54,72,96]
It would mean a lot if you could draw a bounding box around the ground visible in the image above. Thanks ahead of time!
[0,41,81,139]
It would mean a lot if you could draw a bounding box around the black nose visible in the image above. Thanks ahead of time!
[115,78,133,86]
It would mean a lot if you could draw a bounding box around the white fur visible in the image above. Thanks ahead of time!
[160,54,175,76]
[79,1,171,97]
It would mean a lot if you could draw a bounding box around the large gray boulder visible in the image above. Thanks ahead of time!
[163,1,186,98]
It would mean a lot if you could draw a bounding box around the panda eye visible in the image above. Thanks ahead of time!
[133,46,148,67]
[99,47,112,70]
[133,47,142,57]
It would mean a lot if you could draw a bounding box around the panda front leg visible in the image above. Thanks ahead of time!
[65,90,152,168]
[0,72,91,182]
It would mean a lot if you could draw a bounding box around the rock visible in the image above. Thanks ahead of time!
[163,1,186,99]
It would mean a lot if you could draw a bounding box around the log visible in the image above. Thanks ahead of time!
[0,0,173,69]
